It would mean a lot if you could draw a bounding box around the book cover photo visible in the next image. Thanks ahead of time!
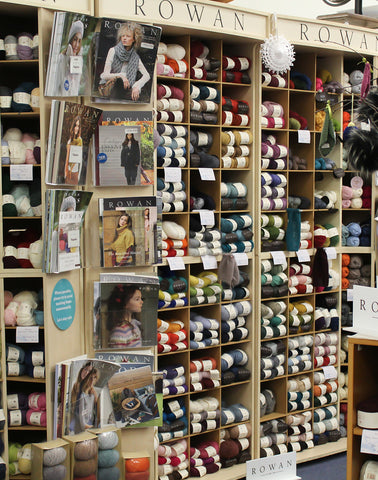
[93,278,158,351]
[46,101,102,186]
[99,196,159,267]
[45,12,99,97]
[64,358,120,436]
[92,18,161,103]
[43,189,93,273]
[107,365,159,428]
[94,110,154,187]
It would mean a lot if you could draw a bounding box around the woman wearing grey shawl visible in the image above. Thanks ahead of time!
[99,22,150,101]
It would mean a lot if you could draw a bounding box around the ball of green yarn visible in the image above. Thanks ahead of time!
[9,442,22,463]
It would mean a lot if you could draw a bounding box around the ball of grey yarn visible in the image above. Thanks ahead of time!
[43,464,66,480]
[74,439,97,460]
[43,447,67,466]
[98,431,119,450]
[98,466,120,480]
[98,449,120,468]
[4,35,18,59]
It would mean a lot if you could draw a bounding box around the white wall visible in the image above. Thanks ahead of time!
[230,0,378,20]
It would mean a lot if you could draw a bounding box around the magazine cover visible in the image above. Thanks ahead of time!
[45,12,99,97]
[43,189,93,273]
[94,278,158,351]
[92,18,161,103]
[99,196,159,267]
[94,110,154,187]
[64,358,120,436]
[107,365,159,427]
[46,101,102,186]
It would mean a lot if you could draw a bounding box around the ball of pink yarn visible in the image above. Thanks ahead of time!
[28,392,46,411]
[25,149,36,164]
[4,290,13,307]
[26,409,46,426]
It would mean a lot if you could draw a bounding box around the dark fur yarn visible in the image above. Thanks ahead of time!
[344,87,378,175]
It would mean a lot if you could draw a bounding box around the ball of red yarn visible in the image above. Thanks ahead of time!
[17,242,33,268]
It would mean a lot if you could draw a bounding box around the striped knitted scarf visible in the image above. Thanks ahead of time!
[111,42,139,87]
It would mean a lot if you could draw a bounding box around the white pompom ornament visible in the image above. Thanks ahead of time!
[261,34,295,75]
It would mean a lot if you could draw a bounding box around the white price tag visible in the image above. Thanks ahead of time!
[167,256,185,271]
[68,229,80,248]
[270,251,287,266]
[199,210,215,226]
[361,121,371,132]
[233,252,248,266]
[10,165,33,181]
[201,255,217,270]
[16,326,39,343]
[347,288,354,301]
[199,168,215,181]
[322,365,337,380]
[296,249,310,262]
[164,167,182,183]
[298,130,311,144]
[325,247,337,260]
[361,429,378,455]
[70,55,83,74]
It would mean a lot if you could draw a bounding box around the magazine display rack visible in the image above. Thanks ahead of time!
[0,2,90,479]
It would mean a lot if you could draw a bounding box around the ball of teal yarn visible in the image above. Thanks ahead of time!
[43,447,67,467]
[43,464,67,480]
[98,466,120,480]
[98,449,119,468]
[98,431,119,450]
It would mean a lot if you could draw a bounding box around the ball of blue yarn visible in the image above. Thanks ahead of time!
[98,466,120,480]
[98,449,120,468]
[98,431,119,450]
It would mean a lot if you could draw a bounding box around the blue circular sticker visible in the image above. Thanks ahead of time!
[64,79,70,91]
[97,152,107,163]
[51,279,76,330]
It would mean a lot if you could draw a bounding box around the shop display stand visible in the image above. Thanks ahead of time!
[346,336,378,480]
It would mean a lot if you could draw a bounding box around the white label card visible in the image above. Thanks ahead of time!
[164,167,181,182]
[296,250,310,262]
[347,289,354,301]
[16,326,39,343]
[325,247,337,260]
[70,55,83,74]
[233,252,249,266]
[271,251,287,266]
[298,130,311,144]
[361,429,378,455]
[10,165,33,181]
[361,121,371,132]
[201,255,217,270]
[322,365,337,380]
[167,257,185,271]
[199,210,215,226]
[199,168,215,181]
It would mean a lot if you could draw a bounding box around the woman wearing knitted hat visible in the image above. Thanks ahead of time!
[99,22,150,101]
[110,213,135,266]
[56,20,84,96]
[107,284,143,348]
[64,115,83,185]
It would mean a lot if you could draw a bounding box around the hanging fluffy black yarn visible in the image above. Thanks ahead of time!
[344,87,378,175]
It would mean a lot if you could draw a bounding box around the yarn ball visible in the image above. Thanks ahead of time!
[98,449,120,468]
[98,431,119,450]
[18,444,32,474]
[43,447,67,467]
[43,464,67,480]
[73,458,97,477]
[125,457,150,473]
[98,466,121,480]
[74,439,97,460]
